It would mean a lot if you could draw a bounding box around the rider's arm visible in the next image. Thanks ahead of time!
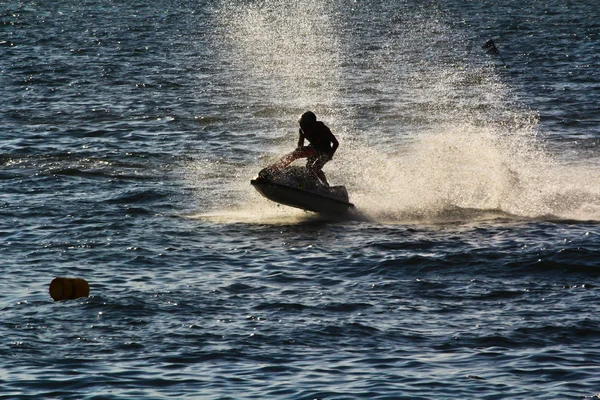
[297,128,305,149]
[329,133,339,158]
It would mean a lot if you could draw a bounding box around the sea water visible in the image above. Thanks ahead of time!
[2,0,600,399]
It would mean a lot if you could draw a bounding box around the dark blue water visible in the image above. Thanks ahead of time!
[2,1,600,399]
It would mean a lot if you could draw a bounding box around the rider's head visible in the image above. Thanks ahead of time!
[299,111,317,131]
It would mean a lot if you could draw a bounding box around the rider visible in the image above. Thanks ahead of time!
[273,111,338,187]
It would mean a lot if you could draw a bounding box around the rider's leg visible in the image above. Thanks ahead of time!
[270,147,316,169]
[307,153,330,187]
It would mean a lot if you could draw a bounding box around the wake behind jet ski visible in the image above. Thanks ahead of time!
[250,111,354,215]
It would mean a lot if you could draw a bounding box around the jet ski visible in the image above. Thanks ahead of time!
[251,165,355,215]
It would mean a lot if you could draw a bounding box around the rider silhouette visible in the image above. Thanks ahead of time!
[273,111,338,186]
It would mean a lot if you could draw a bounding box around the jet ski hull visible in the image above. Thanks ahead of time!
[250,166,354,215]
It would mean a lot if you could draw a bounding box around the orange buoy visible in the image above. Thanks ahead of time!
[49,277,90,301]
